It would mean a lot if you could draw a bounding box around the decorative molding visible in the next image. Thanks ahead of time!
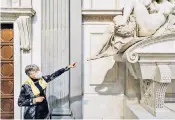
[17,16,32,50]
[0,8,35,18]
[83,15,114,23]
[135,53,175,63]
[123,34,175,63]
[82,9,123,23]
[82,0,120,10]
[0,8,35,51]
[82,9,123,15]
[0,16,18,22]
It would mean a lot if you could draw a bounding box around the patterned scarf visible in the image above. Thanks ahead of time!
[24,78,47,96]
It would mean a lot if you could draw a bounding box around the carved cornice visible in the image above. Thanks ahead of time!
[82,9,123,15]
[0,8,35,18]
[122,34,175,82]
[123,34,175,63]
[0,8,35,51]
[82,9,123,23]
[83,15,114,22]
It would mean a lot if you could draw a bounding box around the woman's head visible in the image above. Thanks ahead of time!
[25,64,43,79]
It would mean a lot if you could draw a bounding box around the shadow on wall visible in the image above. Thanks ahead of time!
[94,60,141,99]
[47,94,82,118]
[48,95,82,108]
[126,72,141,99]
[94,61,124,95]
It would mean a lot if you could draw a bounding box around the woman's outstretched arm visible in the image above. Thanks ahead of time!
[42,66,70,83]
[43,63,76,83]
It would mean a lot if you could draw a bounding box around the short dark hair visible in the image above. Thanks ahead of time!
[25,64,39,75]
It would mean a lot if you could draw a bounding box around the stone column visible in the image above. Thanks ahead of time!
[140,64,171,117]
[41,0,71,116]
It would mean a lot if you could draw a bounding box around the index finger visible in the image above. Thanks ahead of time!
[73,62,77,65]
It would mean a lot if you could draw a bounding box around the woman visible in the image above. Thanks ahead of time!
[18,63,76,119]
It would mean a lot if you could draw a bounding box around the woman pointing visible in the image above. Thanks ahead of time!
[18,63,76,119]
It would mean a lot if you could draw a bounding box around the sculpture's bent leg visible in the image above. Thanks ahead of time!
[87,24,115,61]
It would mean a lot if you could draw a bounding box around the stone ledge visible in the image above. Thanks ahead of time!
[82,9,123,16]
[82,9,123,23]
[0,8,35,17]
[125,101,175,119]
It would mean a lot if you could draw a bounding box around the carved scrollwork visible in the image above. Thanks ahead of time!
[127,52,139,63]
[17,16,32,51]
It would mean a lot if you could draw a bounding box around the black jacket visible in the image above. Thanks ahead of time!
[18,67,69,119]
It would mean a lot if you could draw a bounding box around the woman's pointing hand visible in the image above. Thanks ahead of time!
[68,62,77,68]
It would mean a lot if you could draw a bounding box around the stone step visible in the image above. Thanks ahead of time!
[126,102,175,119]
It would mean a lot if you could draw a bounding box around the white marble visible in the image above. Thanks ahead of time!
[83,94,124,119]
[32,0,41,68]
[125,99,175,119]
[0,0,32,8]
[82,3,125,118]
[82,0,118,10]
[123,34,175,117]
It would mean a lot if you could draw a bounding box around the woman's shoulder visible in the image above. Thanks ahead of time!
[20,83,31,92]
[20,83,33,96]
[22,83,31,87]
[22,78,33,87]
[21,79,32,89]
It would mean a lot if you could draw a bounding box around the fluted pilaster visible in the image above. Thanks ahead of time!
[41,0,70,115]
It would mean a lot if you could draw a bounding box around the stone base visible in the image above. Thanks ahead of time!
[51,116,73,119]
[124,100,175,119]
[52,108,72,116]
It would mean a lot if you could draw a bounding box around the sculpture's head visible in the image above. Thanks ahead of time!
[149,1,159,13]
[149,0,174,15]
[113,15,126,26]
[25,64,43,80]
[140,0,153,8]
[161,1,174,15]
